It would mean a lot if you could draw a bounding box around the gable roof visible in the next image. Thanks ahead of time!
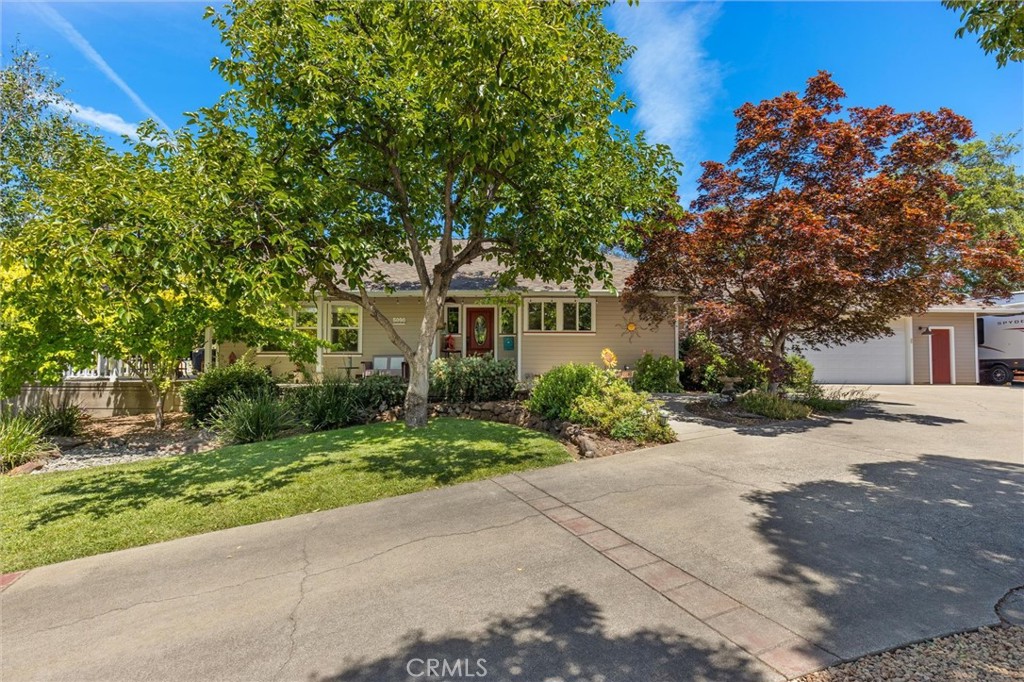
[337,243,638,294]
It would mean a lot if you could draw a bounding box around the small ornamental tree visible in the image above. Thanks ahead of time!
[199,0,678,427]
[626,72,1024,388]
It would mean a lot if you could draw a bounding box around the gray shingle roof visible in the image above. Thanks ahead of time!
[336,242,637,293]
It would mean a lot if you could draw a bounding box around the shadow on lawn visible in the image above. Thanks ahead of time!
[746,454,1024,657]
[24,420,549,530]
[317,586,773,682]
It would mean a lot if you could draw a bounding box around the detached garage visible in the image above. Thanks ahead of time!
[797,304,990,385]
[800,318,913,384]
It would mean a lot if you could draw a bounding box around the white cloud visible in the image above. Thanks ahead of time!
[30,2,172,133]
[610,1,722,157]
[50,99,140,139]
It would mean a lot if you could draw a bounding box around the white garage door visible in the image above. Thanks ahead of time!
[800,322,908,384]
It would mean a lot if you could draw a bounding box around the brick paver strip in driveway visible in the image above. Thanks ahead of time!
[493,473,837,679]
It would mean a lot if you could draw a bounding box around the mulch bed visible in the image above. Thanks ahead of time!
[32,414,216,474]
[797,624,1024,681]
[684,398,780,426]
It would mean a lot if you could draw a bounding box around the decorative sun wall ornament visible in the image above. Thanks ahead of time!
[617,318,645,342]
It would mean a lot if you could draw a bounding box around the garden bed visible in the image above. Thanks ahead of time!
[684,397,822,426]
[29,414,217,474]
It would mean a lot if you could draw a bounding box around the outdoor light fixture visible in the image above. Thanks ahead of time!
[919,326,933,336]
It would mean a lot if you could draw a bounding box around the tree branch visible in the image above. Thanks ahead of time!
[322,279,415,358]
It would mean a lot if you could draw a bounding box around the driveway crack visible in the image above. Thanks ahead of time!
[274,516,324,680]
[306,514,541,580]
[23,567,306,637]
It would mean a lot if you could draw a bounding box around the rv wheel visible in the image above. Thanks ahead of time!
[989,365,1012,385]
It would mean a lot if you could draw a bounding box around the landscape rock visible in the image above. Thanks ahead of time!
[6,460,47,476]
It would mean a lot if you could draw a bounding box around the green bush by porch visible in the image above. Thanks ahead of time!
[0,418,570,573]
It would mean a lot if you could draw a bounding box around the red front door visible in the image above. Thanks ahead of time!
[465,308,495,356]
[930,329,952,384]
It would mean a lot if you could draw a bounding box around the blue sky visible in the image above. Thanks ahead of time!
[3,1,1022,202]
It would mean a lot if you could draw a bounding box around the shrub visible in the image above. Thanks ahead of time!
[796,386,875,414]
[23,397,82,437]
[527,363,605,420]
[0,412,50,472]
[289,377,359,431]
[784,354,816,394]
[569,379,674,443]
[736,390,812,420]
[181,362,280,425]
[681,333,767,392]
[633,353,684,393]
[430,357,517,403]
[354,374,406,411]
[210,391,293,444]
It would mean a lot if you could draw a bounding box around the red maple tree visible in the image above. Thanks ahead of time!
[626,72,1024,386]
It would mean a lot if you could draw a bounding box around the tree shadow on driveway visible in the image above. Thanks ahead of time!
[745,455,1024,657]
[659,395,965,438]
[316,586,775,682]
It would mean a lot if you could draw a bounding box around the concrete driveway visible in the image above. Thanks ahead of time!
[3,385,1022,681]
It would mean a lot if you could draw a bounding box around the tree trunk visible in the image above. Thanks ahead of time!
[767,333,788,394]
[153,390,166,430]
[403,297,443,428]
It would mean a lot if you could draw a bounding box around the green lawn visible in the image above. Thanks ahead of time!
[0,418,571,572]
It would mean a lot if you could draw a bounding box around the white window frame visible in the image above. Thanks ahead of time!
[524,298,596,334]
[325,302,363,355]
[261,303,319,354]
[445,305,462,336]
[499,305,517,336]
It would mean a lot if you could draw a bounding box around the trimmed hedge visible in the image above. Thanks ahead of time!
[430,357,517,403]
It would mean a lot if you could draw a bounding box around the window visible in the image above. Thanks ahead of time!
[499,306,516,335]
[446,306,461,335]
[329,303,361,353]
[295,305,318,338]
[527,301,557,331]
[263,304,318,352]
[525,299,594,332]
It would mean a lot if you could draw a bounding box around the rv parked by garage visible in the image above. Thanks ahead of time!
[977,313,1024,384]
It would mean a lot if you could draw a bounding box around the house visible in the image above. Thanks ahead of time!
[801,294,1024,385]
[217,250,679,382]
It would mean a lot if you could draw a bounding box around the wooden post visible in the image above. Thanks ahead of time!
[203,327,214,374]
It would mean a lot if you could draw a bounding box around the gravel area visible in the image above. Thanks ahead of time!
[36,414,217,473]
[798,624,1024,682]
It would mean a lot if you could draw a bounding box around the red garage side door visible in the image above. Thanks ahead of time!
[930,329,952,384]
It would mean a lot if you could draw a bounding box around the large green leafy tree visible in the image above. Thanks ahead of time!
[1,54,304,428]
[942,0,1024,67]
[952,133,1024,250]
[200,0,678,427]
[1,49,81,238]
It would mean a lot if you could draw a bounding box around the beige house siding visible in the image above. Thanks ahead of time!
[8,381,184,417]
[911,312,978,385]
[519,295,675,377]
[223,294,677,380]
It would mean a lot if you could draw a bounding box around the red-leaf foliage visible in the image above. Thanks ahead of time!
[625,72,1024,376]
